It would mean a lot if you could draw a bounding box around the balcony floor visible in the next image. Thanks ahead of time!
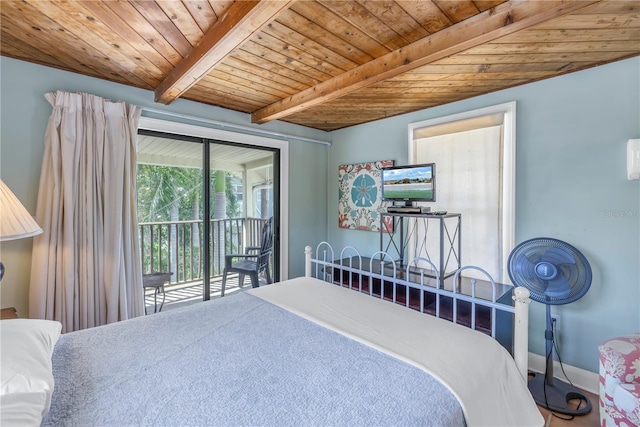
[144,273,251,314]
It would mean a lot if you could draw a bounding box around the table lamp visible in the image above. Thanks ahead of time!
[0,179,43,280]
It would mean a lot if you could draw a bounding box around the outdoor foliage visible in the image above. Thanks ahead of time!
[137,165,241,222]
[137,164,243,278]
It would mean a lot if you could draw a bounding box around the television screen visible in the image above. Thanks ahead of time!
[381,163,435,203]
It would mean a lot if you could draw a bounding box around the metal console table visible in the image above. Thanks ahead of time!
[380,212,461,288]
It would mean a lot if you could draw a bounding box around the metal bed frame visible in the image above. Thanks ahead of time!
[304,242,531,381]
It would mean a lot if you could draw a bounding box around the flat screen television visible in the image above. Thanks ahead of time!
[381,163,435,206]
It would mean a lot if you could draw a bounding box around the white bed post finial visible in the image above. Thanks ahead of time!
[513,287,531,382]
[304,246,312,277]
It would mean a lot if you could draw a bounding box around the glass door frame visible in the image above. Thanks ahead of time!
[138,117,289,297]
[207,137,281,292]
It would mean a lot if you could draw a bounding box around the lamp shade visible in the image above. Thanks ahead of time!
[0,179,42,241]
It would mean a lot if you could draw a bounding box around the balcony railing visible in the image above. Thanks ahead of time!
[139,217,269,286]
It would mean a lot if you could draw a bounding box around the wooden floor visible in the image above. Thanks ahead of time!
[538,388,600,427]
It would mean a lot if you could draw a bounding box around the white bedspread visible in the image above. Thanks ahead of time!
[250,277,544,427]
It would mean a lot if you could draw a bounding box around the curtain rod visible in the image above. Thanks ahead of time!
[140,107,331,146]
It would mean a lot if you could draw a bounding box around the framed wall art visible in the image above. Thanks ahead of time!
[338,160,394,232]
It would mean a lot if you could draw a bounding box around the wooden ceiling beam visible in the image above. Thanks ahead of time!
[251,0,601,124]
[154,0,296,104]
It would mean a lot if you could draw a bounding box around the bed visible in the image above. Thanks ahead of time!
[1,243,543,427]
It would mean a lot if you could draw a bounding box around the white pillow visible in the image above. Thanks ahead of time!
[1,319,62,426]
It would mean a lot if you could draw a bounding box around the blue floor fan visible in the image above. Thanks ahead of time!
[507,237,592,416]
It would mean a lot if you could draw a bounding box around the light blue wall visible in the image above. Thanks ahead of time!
[2,54,638,374]
[0,56,328,316]
[328,57,640,373]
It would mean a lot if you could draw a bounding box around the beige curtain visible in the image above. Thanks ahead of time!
[29,91,144,332]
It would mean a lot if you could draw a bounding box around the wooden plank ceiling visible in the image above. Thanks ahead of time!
[2,0,639,131]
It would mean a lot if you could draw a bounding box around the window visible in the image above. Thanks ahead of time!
[409,102,516,282]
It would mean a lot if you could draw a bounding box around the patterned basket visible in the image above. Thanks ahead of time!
[599,334,640,426]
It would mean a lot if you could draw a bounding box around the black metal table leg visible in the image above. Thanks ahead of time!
[155,285,166,312]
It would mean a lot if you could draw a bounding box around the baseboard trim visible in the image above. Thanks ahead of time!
[528,352,599,395]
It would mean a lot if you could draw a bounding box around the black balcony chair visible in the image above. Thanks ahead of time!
[221,217,273,297]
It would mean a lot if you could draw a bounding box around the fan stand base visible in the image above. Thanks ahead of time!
[528,372,592,416]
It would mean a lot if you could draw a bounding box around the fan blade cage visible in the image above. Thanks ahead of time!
[507,238,592,305]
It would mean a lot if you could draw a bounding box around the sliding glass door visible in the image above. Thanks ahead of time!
[207,141,279,299]
[136,130,279,309]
